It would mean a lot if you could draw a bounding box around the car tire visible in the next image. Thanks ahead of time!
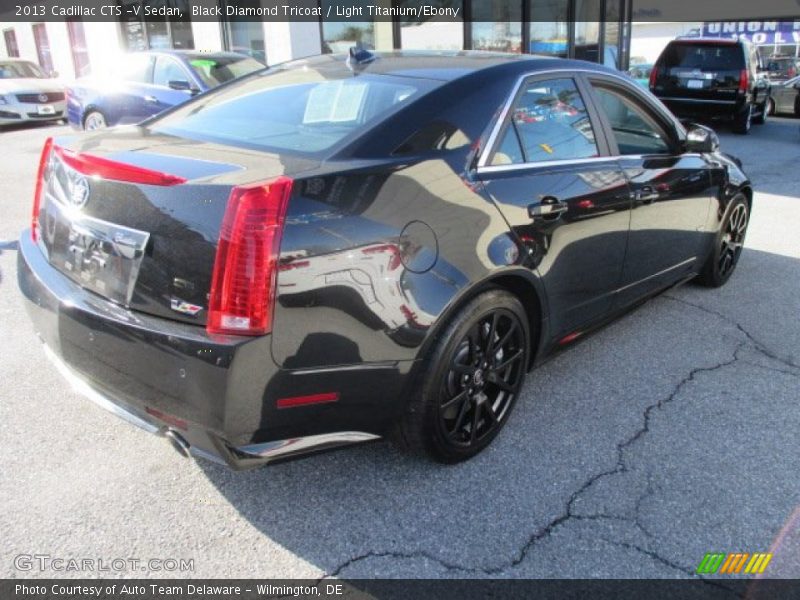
[752,99,768,124]
[395,289,531,463]
[794,96,800,118]
[732,103,752,134]
[83,110,107,131]
[696,194,749,288]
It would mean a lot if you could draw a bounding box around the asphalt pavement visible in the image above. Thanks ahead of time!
[0,117,798,580]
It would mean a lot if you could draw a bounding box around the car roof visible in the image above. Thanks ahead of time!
[132,50,251,60]
[278,50,619,82]
[671,37,744,46]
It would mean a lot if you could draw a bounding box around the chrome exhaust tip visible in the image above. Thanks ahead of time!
[162,428,191,458]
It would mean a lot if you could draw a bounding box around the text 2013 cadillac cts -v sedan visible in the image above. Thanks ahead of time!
[18,51,752,469]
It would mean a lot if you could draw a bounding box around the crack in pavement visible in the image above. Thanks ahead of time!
[662,294,800,371]
[321,335,753,579]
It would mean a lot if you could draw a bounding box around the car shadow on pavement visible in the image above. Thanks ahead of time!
[0,239,19,285]
[199,246,800,578]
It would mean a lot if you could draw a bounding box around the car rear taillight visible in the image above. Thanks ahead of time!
[31,137,54,242]
[207,177,293,336]
[53,146,187,186]
[738,69,748,93]
[649,65,659,89]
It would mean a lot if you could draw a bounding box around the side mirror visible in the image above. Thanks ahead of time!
[168,79,198,94]
[685,124,719,153]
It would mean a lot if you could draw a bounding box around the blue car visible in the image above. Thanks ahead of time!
[66,50,264,130]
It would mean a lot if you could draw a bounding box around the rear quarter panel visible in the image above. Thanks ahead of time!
[270,69,524,369]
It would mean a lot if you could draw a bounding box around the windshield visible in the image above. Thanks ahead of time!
[662,43,744,71]
[152,65,439,156]
[186,55,264,87]
[0,61,47,79]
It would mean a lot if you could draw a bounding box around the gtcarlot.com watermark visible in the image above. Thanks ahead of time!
[14,553,195,573]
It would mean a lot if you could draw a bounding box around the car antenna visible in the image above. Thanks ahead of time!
[347,43,377,73]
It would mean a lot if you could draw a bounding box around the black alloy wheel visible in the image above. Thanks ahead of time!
[439,309,525,447]
[396,290,531,463]
[697,194,749,287]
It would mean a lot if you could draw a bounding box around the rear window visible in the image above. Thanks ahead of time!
[151,66,439,156]
[186,55,264,87]
[661,43,744,72]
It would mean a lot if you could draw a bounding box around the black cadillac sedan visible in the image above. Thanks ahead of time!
[18,51,752,469]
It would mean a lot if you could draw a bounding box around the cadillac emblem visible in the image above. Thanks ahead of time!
[68,173,90,209]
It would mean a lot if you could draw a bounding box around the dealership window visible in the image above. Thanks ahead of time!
[528,0,568,56]
[3,28,19,58]
[67,21,91,77]
[32,23,54,74]
[222,20,266,63]
[321,21,375,53]
[471,1,522,52]
[117,0,195,51]
[397,0,463,50]
[573,0,600,62]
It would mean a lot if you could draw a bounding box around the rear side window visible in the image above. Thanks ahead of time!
[660,43,744,72]
[152,69,438,155]
[491,77,598,165]
[187,56,264,87]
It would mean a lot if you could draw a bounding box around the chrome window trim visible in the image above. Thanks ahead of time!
[659,97,737,105]
[477,155,621,175]
[477,67,686,172]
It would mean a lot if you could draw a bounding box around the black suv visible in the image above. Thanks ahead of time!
[650,37,770,134]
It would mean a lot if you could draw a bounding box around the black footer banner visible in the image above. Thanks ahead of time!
[3,579,800,600]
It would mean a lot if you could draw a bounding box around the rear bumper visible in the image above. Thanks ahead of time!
[658,96,745,120]
[17,232,408,469]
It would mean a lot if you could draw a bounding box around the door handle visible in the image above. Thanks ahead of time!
[144,95,158,103]
[633,186,659,204]
[528,197,568,220]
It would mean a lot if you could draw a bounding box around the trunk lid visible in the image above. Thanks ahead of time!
[36,127,318,326]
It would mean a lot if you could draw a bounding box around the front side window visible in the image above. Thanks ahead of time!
[591,85,671,155]
[153,56,190,87]
[120,53,152,83]
[491,77,598,165]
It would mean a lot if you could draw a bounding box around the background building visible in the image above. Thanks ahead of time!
[1,0,634,81]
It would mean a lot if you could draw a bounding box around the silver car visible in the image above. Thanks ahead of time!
[0,59,66,126]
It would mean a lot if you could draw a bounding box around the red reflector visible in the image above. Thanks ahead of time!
[738,69,748,93]
[276,392,339,409]
[145,407,188,431]
[559,331,583,345]
[207,176,293,336]
[53,145,186,186]
[31,137,54,242]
